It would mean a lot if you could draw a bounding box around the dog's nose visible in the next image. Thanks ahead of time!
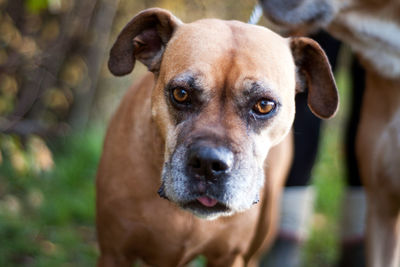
[187,145,234,179]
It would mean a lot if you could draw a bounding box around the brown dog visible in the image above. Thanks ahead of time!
[260,1,400,266]
[96,8,338,266]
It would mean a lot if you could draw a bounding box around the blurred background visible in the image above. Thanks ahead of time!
[0,0,353,266]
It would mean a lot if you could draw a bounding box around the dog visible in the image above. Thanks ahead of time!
[96,8,338,266]
[260,1,400,266]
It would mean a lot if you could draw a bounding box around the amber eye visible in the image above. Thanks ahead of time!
[253,99,276,115]
[172,88,189,103]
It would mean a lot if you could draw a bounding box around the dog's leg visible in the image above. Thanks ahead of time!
[365,117,400,267]
[231,255,245,267]
[97,253,132,267]
[247,134,294,267]
[367,199,400,267]
[356,70,400,267]
[206,254,245,267]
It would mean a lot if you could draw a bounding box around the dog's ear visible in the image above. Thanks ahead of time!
[290,37,339,119]
[108,8,182,76]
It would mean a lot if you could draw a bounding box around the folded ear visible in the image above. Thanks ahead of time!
[290,37,339,119]
[108,8,182,76]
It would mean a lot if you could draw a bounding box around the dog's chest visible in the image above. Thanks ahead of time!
[131,205,257,265]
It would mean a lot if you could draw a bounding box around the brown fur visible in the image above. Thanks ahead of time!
[96,8,338,266]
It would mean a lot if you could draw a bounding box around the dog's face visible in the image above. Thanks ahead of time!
[155,20,298,219]
[108,8,338,219]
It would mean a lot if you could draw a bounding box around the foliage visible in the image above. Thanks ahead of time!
[0,129,102,266]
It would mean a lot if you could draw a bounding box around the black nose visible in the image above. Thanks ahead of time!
[187,144,234,179]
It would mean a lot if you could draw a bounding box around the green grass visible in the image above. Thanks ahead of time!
[0,67,350,266]
[0,129,103,266]
[302,125,345,266]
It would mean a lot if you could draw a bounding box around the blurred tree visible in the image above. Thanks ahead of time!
[0,0,120,135]
[69,0,120,128]
[0,0,121,172]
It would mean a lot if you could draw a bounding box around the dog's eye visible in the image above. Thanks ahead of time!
[172,88,189,103]
[253,99,276,115]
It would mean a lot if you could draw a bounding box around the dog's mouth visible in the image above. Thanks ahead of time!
[196,196,218,207]
[182,196,230,216]
[158,181,231,216]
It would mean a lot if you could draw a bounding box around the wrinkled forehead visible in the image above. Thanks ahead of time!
[160,19,296,94]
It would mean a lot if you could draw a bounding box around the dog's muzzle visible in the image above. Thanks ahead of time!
[184,143,234,210]
[159,139,263,219]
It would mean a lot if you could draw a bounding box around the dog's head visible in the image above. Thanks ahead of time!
[108,8,338,219]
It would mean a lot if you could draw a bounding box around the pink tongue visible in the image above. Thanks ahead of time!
[197,196,218,207]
